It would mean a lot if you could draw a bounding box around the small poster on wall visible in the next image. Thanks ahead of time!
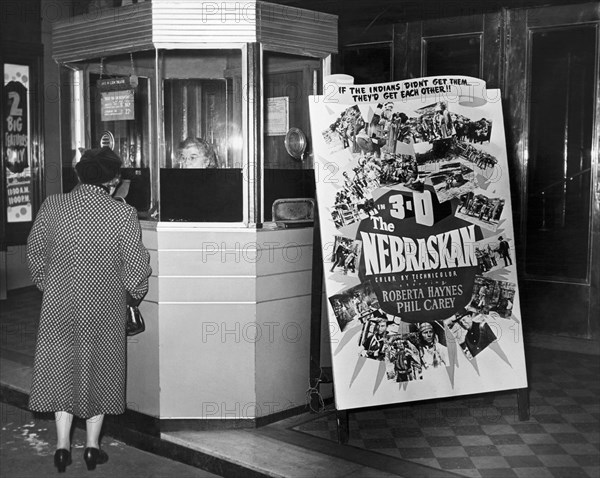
[309,75,526,411]
[4,63,32,223]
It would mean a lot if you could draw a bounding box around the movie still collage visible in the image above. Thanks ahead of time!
[329,276,516,381]
[329,285,458,383]
[444,309,498,361]
[329,235,363,276]
[466,275,516,319]
[475,234,514,273]
[455,189,505,232]
[329,281,380,332]
[322,101,498,229]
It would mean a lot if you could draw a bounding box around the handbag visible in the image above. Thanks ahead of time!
[126,305,145,336]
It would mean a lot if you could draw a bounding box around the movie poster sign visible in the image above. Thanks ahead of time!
[309,76,527,411]
[4,64,32,223]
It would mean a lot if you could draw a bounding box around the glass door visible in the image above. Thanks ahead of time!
[505,3,599,338]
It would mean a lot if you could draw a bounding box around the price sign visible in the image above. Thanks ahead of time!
[97,77,136,121]
[101,90,135,121]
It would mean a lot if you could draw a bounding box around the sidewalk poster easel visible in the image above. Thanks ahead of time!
[308,75,528,442]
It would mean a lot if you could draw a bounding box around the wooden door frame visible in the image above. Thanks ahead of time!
[393,12,504,88]
[391,3,600,346]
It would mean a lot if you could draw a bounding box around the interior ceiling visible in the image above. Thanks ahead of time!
[266,0,586,30]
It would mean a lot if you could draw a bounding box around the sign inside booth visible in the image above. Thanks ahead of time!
[98,78,135,121]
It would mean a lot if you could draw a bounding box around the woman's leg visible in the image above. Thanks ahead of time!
[85,414,105,448]
[55,411,73,450]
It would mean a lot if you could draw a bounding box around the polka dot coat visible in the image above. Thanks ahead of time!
[26,184,151,419]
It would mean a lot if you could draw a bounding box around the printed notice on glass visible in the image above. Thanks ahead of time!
[266,96,289,135]
[309,75,526,411]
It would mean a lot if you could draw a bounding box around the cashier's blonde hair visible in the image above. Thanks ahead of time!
[176,137,219,168]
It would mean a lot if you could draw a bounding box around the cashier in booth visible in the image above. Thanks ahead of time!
[176,137,219,168]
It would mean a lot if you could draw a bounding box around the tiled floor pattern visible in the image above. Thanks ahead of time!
[294,348,600,478]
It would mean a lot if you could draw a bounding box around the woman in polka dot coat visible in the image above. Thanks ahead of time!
[26,147,151,472]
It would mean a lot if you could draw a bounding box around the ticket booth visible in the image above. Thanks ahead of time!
[52,0,337,428]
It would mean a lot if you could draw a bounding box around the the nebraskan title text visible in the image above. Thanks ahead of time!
[361,222,477,276]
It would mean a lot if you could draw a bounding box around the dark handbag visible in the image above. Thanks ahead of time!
[126,305,145,336]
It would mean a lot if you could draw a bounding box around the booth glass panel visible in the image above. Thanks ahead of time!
[59,52,154,215]
[88,74,151,169]
[262,51,321,222]
[89,73,152,213]
[159,49,243,222]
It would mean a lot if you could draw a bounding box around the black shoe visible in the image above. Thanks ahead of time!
[54,448,72,473]
[83,447,108,471]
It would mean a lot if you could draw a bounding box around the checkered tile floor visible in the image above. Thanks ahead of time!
[294,348,600,477]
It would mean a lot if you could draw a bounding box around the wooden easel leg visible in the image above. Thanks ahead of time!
[517,387,530,421]
[336,410,349,444]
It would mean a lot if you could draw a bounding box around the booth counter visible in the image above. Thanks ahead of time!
[131,222,316,424]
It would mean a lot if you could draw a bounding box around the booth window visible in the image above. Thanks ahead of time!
[89,72,152,214]
[57,47,326,225]
[164,79,233,169]
[262,51,321,222]
[159,50,243,223]
[60,52,153,216]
